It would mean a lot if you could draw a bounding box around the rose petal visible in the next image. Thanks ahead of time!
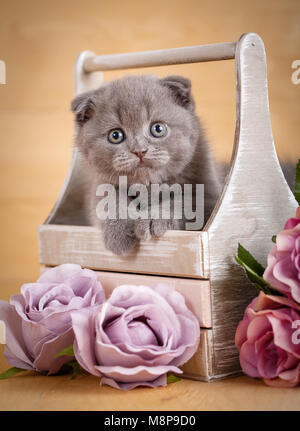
[235,317,250,350]
[273,258,300,303]
[127,319,158,346]
[72,282,199,389]
[239,341,260,377]
[0,300,33,369]
[100,373,168,390]
[284,218,300,230]
[168,315,200,367]
[253,293,300,312]
[94,336,187,368]
[277,351,298,375]
[33,327,74,374]
[108,285,181,343]
[236,293,300,386]
[71,306,102,377]
[38,266,105,306]
[37,264,84,284]
[267,315,300,358]
[38,284,75,310]
[20,283,55,316]
[263,377,299,388]
[95,364,182,384]
[256,332,278,379]
[20,318,54,358]
[277,362,300,385]
[245,315,272,346]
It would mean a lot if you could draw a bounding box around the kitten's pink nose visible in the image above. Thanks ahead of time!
[132,150,147,160]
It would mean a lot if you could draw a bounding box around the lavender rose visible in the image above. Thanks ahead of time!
[71,284,200,390]
[0,264,105,374]
[235,292,300,387]
[263,209,300,303]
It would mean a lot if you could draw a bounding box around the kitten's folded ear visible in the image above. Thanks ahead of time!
[71,91,96,125]
[160,75,194,110]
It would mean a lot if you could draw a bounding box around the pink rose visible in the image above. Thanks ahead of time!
[235,292,300,387]
[0,264,105,374]
[71,284,200,390]
[263,210,300,303]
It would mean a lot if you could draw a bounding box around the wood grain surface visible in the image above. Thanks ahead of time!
[39,266,212,327]
[204,34,298,377]
[84,42,236,71]
[39,225,209,278]
[93,270,212,328]
[1,343,300,411]
[39,33,298,381]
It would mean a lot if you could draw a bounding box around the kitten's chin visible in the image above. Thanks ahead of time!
[105,166,164,186]
[132,167,170,185]
[125,167,153,185]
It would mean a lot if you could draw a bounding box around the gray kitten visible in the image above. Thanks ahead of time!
[71,74,221,255]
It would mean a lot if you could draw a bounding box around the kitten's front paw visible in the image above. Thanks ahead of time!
[134,220,151,240]
[134,219,170,240]
[102,221,137,255]
[150,219,170,238]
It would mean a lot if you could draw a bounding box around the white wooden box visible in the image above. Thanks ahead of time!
[39,33,297,381]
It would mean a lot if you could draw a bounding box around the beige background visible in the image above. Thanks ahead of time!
[0,0,300,410]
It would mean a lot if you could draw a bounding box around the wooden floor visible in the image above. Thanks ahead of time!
[1,348,300,410]
[1,280,300,411]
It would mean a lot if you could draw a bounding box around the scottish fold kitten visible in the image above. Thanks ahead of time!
[71,75,221,255]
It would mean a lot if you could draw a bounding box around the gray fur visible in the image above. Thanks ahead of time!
[71,74,221,255]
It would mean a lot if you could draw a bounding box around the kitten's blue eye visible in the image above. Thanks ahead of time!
[108,128,125,144]
[150,122,168,138]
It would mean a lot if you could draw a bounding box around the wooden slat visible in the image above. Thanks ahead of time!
[84,42,236,72]
[0,321,5,344]
[39,225,210,279]
[93,270,211,328]
[181,329,213,381]
[41,264,212,379]
[205,33,298,377]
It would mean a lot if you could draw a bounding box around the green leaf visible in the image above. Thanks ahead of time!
[237,243,265,276]
[294,159,300,205]
[272,235,277,243]
[69,361,80,380]
[235,255,269,294]
[0,367,27,380]
[167,373,181,384]
[55,345,74,358]
[235,250,284,297]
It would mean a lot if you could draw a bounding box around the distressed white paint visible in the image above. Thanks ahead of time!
[0,320,5,344]
[38,33,298,382]
[83,42,236,72]
[39,225,208,278]
[0,60,5,85]
[94,270,212,327]
[45,51,103,225]
[181,329,213,381]
[204,33,298,378]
